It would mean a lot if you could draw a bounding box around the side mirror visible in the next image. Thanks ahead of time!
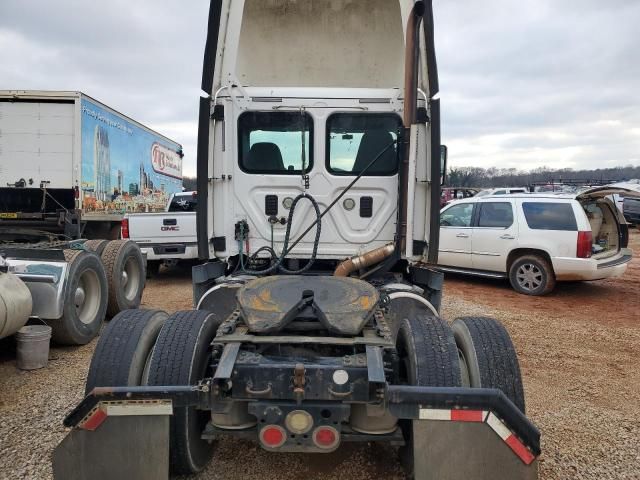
[440,144,448,186]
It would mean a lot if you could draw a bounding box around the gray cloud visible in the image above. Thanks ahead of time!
[1,0,638,174]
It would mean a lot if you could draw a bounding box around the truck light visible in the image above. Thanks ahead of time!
[121,218,129,239]
[285,410,313,435]
[259,425,287,448]
[312,426,339,449]
[576,230,592,258]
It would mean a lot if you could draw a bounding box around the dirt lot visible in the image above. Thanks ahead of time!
[1,231,639,479]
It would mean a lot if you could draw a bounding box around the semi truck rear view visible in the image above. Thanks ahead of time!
[53,1,541,479]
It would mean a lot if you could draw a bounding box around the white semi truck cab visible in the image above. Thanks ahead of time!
[54,2,541,480]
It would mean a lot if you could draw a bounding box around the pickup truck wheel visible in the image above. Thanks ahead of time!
[85,309,168,394]
[83,239,109,256]
[101,240,145,317]
[396,315,461,479]
[452,316,526,413]
[50,250,108,345]
[146,310,222,474]
[508,254,555,295]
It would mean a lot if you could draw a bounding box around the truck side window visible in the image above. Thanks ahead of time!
[326,113,401,176]
[478,202,513,228]
[238,111,313,174]
[522,202,577,231]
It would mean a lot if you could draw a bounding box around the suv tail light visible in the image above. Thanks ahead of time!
[577,230,592,258]
[121,218,130,239]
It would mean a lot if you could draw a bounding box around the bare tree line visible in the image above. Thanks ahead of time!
[182,165,640,192]
[445,165,640,188]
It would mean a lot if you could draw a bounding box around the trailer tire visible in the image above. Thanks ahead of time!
[101,240,145,317]
[146,310,222,474]
[83,239,109,256]
[85,309,168,395]
[50,250,108,345]
[452,316,525,413]
[396,315,461,478]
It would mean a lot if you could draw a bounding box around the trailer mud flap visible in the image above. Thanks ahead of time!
[387,385,540,480]
[52,401,172,480]
[413,414,538,480]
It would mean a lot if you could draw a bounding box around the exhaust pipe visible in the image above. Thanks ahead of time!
[334,244,395,277]
[399,1,425,254]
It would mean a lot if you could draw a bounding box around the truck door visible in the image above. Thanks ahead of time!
[471,201,518,272]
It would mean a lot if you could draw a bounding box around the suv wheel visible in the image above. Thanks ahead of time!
[508,254,555,295]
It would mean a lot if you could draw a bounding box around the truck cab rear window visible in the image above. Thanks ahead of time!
[522,202,577,231]
[238,112,313,174]
[326,113,400,176]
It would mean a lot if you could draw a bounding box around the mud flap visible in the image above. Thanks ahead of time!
[52,402,172,480]
[413,419,538,480]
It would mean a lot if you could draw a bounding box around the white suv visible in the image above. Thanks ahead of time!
[438,187,638,295]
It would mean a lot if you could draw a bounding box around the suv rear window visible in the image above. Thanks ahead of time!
[478,202,513,228]
[522,202,577,231]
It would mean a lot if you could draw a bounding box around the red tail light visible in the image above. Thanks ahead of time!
[259,425,286,448]
[577,230,592,258]
[121,218,130,239]
[74,185,80,199]
[312,426,340,450]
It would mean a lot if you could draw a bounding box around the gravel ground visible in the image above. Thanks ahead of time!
[1,231,639,479]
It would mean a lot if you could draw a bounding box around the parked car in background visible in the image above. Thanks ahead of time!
[122,191,198,275]
[475,187,529,197]
[440,187,480,207]
[438,186,639,295]
[624,197,640,225]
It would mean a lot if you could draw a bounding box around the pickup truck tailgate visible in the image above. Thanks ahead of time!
[126,212,196,244]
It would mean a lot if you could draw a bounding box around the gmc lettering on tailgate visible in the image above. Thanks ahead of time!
[161,226,180,232]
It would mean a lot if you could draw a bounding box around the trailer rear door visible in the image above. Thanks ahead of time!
[0,100,75,189]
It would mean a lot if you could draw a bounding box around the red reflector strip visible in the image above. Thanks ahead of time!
[505,434,536,465]
[450,409,485,422]
[80,408,107,431]
[486,412,535,465]
[419,408,487,422]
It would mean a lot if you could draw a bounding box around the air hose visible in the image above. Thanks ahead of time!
[239,192,321,275]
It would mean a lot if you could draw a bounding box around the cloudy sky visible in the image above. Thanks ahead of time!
[1,0,639,176]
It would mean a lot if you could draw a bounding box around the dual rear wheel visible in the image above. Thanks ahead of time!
[395,314,525,478]
[85,309,221,475]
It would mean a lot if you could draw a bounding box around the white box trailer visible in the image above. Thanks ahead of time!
[0,90,184,239]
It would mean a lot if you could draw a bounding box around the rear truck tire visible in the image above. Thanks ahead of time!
[82,239,109,257]
[146,310,222,475]
[508,254,555,295]
[101,240,146,317]
[146,260,161,279]
[452,316,526,413]
[84,309,168,395]
[395,314,461,478]
[50,249,108,346]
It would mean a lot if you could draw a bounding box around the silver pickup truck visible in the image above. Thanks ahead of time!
[122,191,197,275]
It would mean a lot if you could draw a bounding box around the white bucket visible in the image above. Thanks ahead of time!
[16,325,52,370]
